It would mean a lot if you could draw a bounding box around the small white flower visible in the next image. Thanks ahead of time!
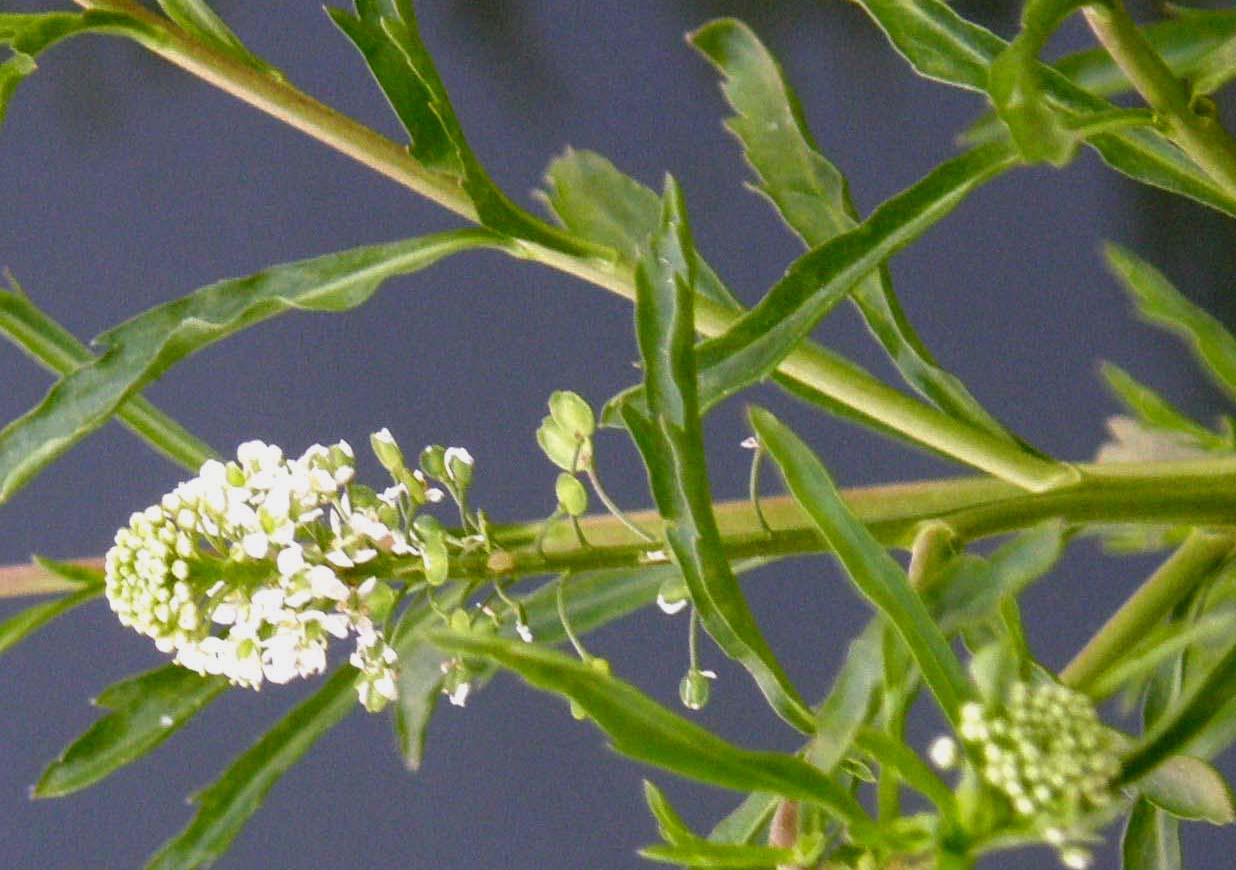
[516,623,534,643]
[740,436,759,450]
[447,681,471,707]
[306,565,349,601]
[928,736,958,770]
[276,545,306,578]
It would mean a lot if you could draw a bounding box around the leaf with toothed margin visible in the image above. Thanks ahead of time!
[0,229,504,504]
[620,178,814,734]
[689,18,1029,452]
[327,1,596,256]
[1,12,154,132]
[849,0,1236,218]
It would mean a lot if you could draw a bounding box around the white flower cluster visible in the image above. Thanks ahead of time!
[955,681,1119,869]
[104,440,406,711]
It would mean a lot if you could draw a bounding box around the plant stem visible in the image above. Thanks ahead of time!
[1060,529,1235,693]
[10,458,1236,598]
[1083,1,1236,198]
[70,0,1068,491]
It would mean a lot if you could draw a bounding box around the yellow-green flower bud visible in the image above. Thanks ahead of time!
[420,444,447,479]
[548,390,595,438]
[555,473,588,517]
[370,428,405,474]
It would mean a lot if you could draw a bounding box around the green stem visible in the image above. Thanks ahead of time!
[13,458,1236,598]
[1083,1,1236,198]
[1060,529,1235,693]
[70,0,1068,491]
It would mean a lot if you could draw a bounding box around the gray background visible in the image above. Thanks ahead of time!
[2,0,1235,867]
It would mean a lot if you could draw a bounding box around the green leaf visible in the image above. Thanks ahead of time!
[1121,640,1236,784]
[1090,612,1236,701]
[1193,35,1236,97]
[806,620,883,773]
[1101,363,1231,452]
[987,0,1093,166]
[1139,753,1235,824]
[706,792,777,845]
[622,179,813,733]
[539,148,740,309]
[850,0,1236,218]
[0,276,216,471]
[147,665,357,870]
[155,1,279,78]
[1106,243,1236,404]
[328,1,593,256]
[689,18,1023,449]
[391,564,683,770]
[639,841,796,867]
[0,564,100,658]
[692,142,1015,412]
[0,229,502,503]
[35,665,227,798]
[965,10,1236,145]
[643,780,695,845]
[425,630,883,844]
[1,12,153,132]
[1122,799,1182,870]
[851,727,957,817]
[929,521,1066,634]
[750,406,972,724]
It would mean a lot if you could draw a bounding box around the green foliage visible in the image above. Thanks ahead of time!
[155,1,277,77]
[1123,799,1182,870]
[148,666,357,870]
[0,558,100,658]
[0,229,502,503]
[36,665,227,798]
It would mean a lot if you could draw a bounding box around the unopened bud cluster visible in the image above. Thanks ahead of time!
[104,431,487,712]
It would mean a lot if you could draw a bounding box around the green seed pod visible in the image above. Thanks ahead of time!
[449,608,471,633]
[370,428,406,474]
[362,579,397,623]
[679,669,713,711]
[548,390,595,438]
[537,417,583,471]
[555,473,588,517]
[420,444,447,479]
[422,536,449,586]
[413,513,445,538]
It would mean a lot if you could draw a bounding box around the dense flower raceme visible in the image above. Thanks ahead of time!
[103,434,477,712]
[932,680,1120,869]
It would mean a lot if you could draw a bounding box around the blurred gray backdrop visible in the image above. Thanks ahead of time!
[2,1,1235,867]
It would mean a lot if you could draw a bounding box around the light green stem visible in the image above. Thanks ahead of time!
[70,0,1068,491]
[1083,1,1236,198]
[1060,529,1236,693]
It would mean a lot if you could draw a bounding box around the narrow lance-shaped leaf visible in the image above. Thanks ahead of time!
[36,665,228,799]
[1106,243,1236,405]
[426,631,883,844]
[0,276,216,471]
[147,665,358,870]
[538,149,939,456]
[0,228,504,504]
[155,1,280,78]
[850,0,1236,218]
[689,18,1026,450]
[1192,34,1236,96]
[623,178,814,733]
[1122,799,1182,870]
[750,407,972,724]
[0,557,101,659]
[694,142,1016,414]
[328,1,596,257]
[1100,363,1231,452]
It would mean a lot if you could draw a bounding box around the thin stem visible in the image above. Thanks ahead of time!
[1060,529,1235,693]
[70,0,1070,491]
[584,466,657,543]
[687,607,701,672]
[1082,1,1236,198]
[556,574,589,661]
[747,444,774,537]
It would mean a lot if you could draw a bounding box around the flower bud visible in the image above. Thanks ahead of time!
[555,473,588,517]
[420,444,447,479]
[444,447,474,488]
[370,428,405,474]
[537,417,585,471]
[679,668,715,710]
[548,390,595,438]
